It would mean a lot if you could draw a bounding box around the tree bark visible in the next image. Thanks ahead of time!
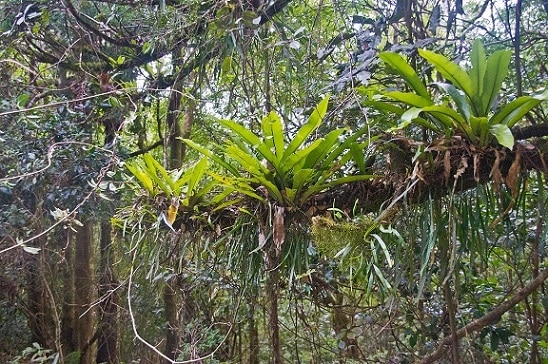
[96,220,119,364]
[166,76,185,170]
[62,230,77,356]
[163,277,179,363]
[266,263,281,364]
[26,237,57,351]
[263,233,282,364]
[74,221,96,364]
[247,300,260,364]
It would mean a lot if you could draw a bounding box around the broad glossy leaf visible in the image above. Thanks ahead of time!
[419,49,474,98]
[320,126,371,169]
[389,107,439,132]
[398,107,424,128]
[281,139,323,177]
[284,95,329,158]
[490,124,514,149]
[182,139,240,176]
[220,119,277,163]
[190,180,217,202]
[207,172,266,201]
[490,93,547,127]
[126,162,154,194]
[470,39,487,97]
[422,105,471,136]
[302,128,345,169]
[283,188,297,204]
[383,91,433,107]
[225,144,271,178]
[470,116,489,144]
[143,154,172,195]
[481,50,511,116]
[292,168,315,192]
[186,157,208,196]
[379,52,430,99]
[302,174,374,202]
[350,143,366,173]
[398,107,453,133]
[364,100,405,116]
[261,111,285,160]
[434,82,471,121]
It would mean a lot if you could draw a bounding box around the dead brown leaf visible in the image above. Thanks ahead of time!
[490,150,503,193]
[506,146,522,199]
[473,153,480,182]
[273,206,285,256]
[443,150,451,184]
[454,156,469,180]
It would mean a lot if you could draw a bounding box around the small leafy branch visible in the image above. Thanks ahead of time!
[369,40,548,149]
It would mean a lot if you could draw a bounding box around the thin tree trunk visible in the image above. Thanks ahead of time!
[74,221,96,364]
[443,280,460,363]
[166,77,185,169]
[164,277,179,363]
[62,230,77,356]
[26,237,56,350]
[96,220,119,364]
[180,84,196,162]
[248,299,260,364]
[265,247,281,364]
[163,72,184,361]
[163,69,196,362]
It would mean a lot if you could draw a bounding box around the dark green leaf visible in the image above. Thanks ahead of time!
[284,95,329,158]
[481,50,511,116]
[490,124,514,149]
[419,49,474,98]
[380,52,430,99]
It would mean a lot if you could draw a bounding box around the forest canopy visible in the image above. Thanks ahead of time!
[1,0,548,363]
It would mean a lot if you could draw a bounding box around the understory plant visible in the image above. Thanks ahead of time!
[368,40,547,149]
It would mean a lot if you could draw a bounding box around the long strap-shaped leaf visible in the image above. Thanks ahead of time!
[261,111,285,163]
[419,49,474,101]
[126,161,154,195]
[220,119,278,164]
[182,139,240,176]
[379,52,430,99]
[469,39,487,104]
[490,92,547,127]
[481,49,511,116]
[283,95,330,159]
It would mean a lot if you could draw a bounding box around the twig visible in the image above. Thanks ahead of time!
[420,268,548,364]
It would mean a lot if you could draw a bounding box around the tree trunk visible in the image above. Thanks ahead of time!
[248,299,260,364]
[164,276,179,363]
[74,221,96,364]
[166,77,185,169]
[163,71,184,361]
[62,230,77,356]
[265,248,282,364]
[26,237,57,351]
[96,220,119,364]
[163,69,197,362]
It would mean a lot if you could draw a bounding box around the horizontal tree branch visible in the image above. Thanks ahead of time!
[420,268,548,364]
[513,122,548,140]
[128,140,164,157]
[311,138,548,215]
